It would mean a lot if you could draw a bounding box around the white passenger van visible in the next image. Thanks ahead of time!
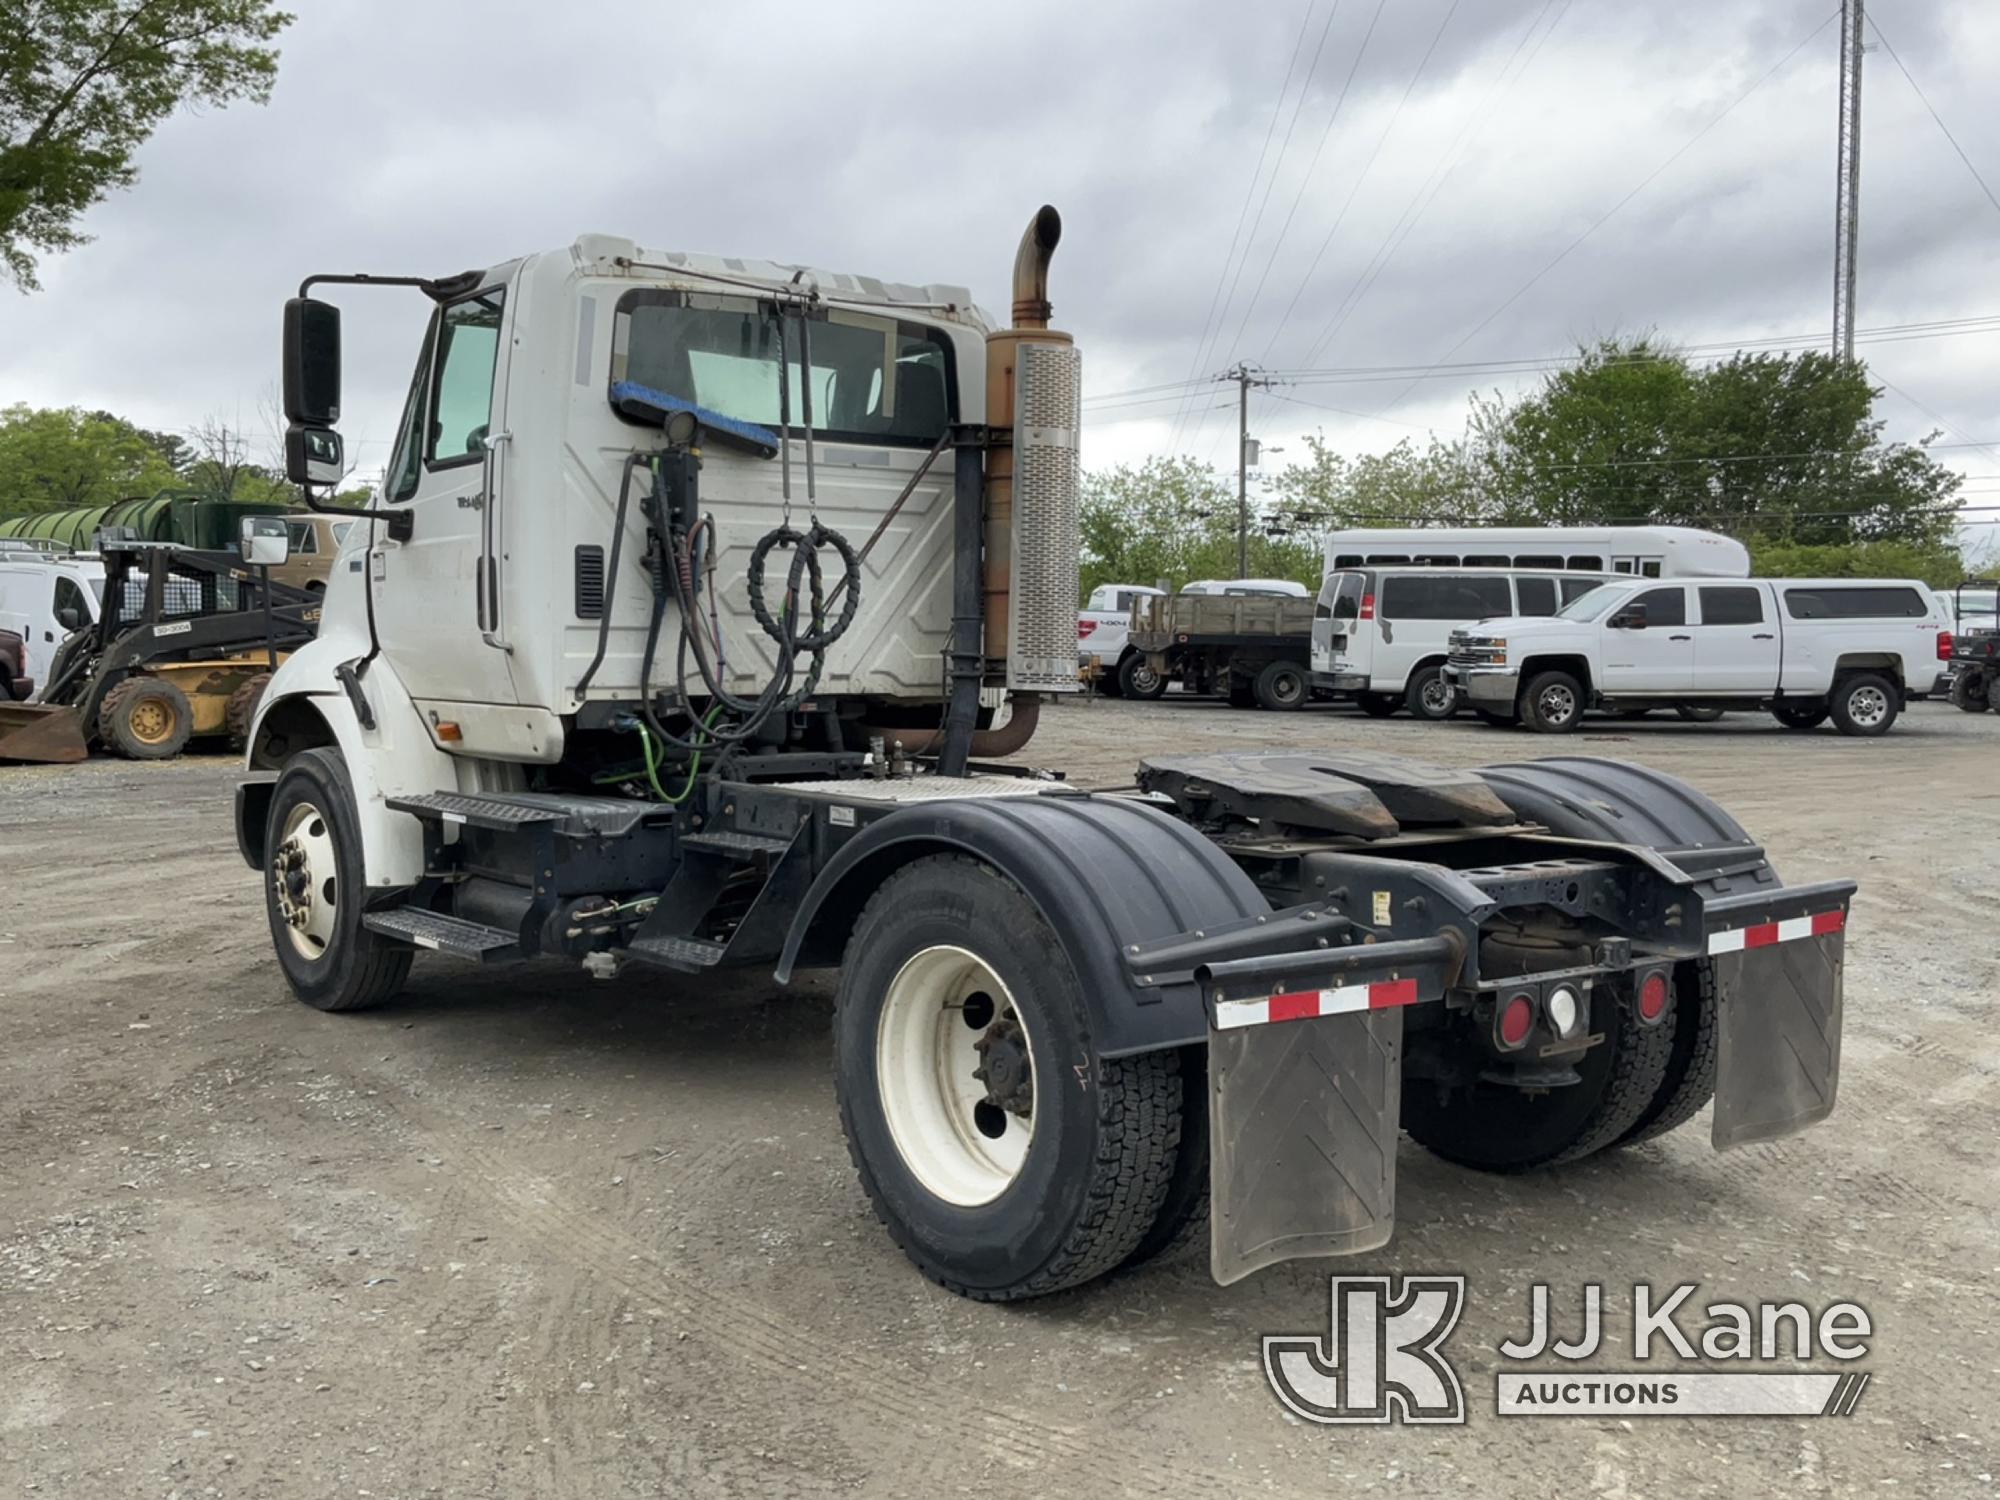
[1312,566,1614,718]
[1320,525,1750,580]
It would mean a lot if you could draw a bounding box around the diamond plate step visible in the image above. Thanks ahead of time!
[679,829,794,859]
[386,791,565,830]
[626,935,728,972]
[362,906,521,960]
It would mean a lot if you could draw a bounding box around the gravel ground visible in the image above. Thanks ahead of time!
[1,697,1996,1498]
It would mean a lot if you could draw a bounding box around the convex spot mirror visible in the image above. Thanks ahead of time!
[285,424,344,487]
[241,515,291,568]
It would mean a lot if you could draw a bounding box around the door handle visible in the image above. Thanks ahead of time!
[1753,633,1774,640]
[1669,633,1691,641]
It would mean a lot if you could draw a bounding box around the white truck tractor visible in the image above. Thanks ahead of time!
[236,209,1857,1300]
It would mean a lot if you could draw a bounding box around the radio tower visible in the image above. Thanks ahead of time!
[1832,0,1864,360]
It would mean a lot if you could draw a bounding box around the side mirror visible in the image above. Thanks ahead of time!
[285,424,344,486]
[1611,603,1648,630]
[56,608,80,630]
[240,515,292,568]
[283,297,342,425]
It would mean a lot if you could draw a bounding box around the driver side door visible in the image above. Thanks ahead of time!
[1598,584,1695,691]
[371,281,520,709]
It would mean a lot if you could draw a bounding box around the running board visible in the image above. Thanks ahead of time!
[363,906,522,961]
[626,935,728,973]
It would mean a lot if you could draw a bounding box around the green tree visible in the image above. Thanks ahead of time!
[1,0,292,290]
[1079,455,1320,599]
[1268,431,1483,530]
[0,402,180,509]
[1465,339,1963,548]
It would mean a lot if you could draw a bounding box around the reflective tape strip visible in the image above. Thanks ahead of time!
[1213,976,1419,1031]
[1707,907,1846,956]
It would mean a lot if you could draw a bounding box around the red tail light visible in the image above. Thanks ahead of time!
[1938,630,1953,661]
[1078,619,1098,638]
[1359,592,1376,621]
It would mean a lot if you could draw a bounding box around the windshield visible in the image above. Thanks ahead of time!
[1556,582,1632,621]
[610,290,955,446]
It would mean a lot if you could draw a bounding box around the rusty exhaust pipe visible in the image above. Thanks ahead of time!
[866,693,1041,759]
[1011,205,1061,330]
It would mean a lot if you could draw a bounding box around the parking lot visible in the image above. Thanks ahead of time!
[3,698,1997,1498]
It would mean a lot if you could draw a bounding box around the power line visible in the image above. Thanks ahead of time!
[1165,3,1319,450]
[1215,0,1393,376]
[1866,12,2000,220]
[1371,7,1840,420]
[1258,0,1463,367]
[1173,2,1341,450]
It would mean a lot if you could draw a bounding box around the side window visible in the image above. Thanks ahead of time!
[1698,586,1763,626]
[287,520,317,556]
[1365,553,1410,565]
[1513,553,1563,568]
[1379,575,1511,620]
[1640,559,1664,577]
[386,315,440,503]
[1632,586,1686,627]
[53,576,90,624]
[1560,577,1602,605]
[428,290,506,465]
[1567,555,1603,570]
[1333,553,1363,568]
[1464,553,1508,567]
[1783,586,1927,619]
[1515,576,1558,615]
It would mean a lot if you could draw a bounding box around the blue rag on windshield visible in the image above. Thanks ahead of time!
[610,380,781,459]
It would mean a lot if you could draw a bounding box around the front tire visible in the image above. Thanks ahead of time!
[1772,701,1829,730]
[100,677,193,760]
[263,748,412,1012]
[1830,672,1899,737]
[1519,669,1584,733]
[833,855,1184,1300]
[1254,659,1308,711]
[1356,692,1400,718]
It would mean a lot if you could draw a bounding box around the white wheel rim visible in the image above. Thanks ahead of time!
[273,800,339,961]
[876,945,1036,1207]
[1848,685,1887,726]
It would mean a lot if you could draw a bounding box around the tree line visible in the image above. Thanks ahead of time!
[1084,342,1984,596]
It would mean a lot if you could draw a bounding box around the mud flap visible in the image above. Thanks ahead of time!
[1706,881,1854,1149]
[1209,1009,1402,1285]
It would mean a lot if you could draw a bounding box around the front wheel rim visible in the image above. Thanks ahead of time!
[1538,684,1576,723]
[1129,664,1159,693]
[1847,685,1887,727]
[876,945,1036,1207]
[1421,677,1453,714]
[273,800,339,961]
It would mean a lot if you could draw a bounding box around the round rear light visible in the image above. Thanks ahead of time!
[1546,985,1582,1039]
[1497,993,1535,1049]
[1638,971,1670,1024]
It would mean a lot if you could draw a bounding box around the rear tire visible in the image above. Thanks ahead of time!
[263,747,412,1012]
[99,677,194,760]
[1403,986,1678,1171]
[1226,678,1256,709]
[833,855,1184,1300]
[1772,701,1829,730]
[1253,659,1308,711]
[1612,962,1719,1148]
[1674,705,1725,723]
[1404,663,1457,720]
[1117,653,1166,700]
[1949,673,1987,712]
[1356,693,1400,718]
[1518,669,1584,733]
[1829,672,1899,737]
[226,672,273,748]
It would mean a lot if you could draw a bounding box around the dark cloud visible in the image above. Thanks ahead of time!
[3,0,1997,522]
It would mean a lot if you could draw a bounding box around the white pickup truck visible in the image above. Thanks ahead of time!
[1077,582,1163,693]
[1445,575,1953,737]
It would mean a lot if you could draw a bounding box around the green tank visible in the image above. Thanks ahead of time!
[0,490,297,551]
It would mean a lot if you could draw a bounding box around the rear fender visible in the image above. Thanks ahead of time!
[774,793,1267,1057]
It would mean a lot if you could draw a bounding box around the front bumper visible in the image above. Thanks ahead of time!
[1141,868,1854,1284]
[1444,662,1519,709]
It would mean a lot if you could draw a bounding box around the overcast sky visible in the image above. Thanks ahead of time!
[3,0,1998,535]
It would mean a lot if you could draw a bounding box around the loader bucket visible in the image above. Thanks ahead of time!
[0,703,89,764]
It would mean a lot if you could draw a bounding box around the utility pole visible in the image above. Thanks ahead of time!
[1833,0,1864,360]
[1227,363,1273,577]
